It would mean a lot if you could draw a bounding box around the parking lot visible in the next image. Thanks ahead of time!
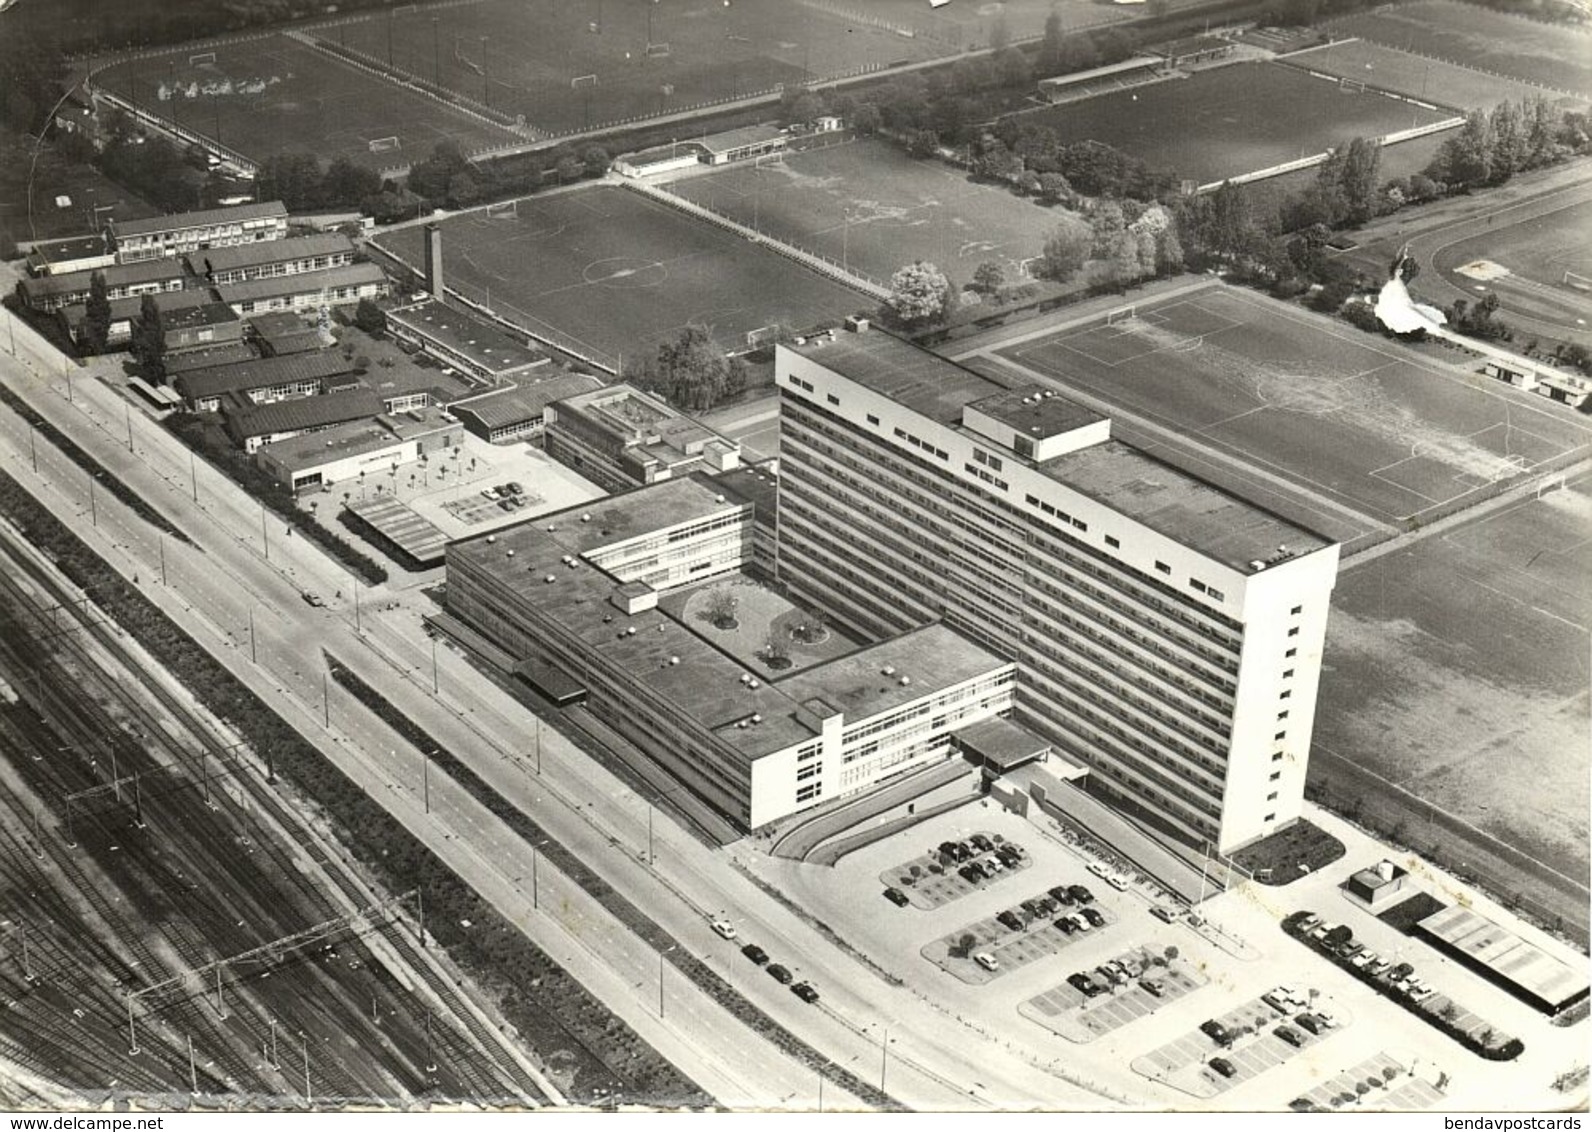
[923,889,1116,985]
[1021,946,1209,1043]
[1132,991,1341,1098]
[1294,1052,1446,1111]
[879,833,1033,910]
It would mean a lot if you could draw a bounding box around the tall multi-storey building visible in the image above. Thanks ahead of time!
[775,325,1340,854]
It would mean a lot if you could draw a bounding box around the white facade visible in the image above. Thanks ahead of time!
[776,335,1340,853]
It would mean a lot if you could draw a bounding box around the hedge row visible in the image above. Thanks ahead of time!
[0,468,700,1106]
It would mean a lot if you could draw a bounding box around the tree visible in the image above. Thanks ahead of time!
[1163,945,1179,963]
[788,91,824,126]
[850,102,883,136]
[705,589,739,629]
[904,129,940,159]
[582,144,611,177]
[951,932,977,959]
[634,324,746,411]
[972,261,1006,295]
[1035,215,1092,282]
[989,13,1011,51]
[762,632,790,666]
[129,294,166,379]
[1489,100,1527,181]
[1036,172,1072,205]
[883,261,953,326]
[1089,199,1128,258]
[1338,136,1382,225]
[1430,110,1494,187]
[1038,8,1066,74]
[353,298,386,335]
[82,271,112,356]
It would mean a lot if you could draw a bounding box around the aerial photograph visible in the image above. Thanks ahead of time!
[0,0,1587,1120]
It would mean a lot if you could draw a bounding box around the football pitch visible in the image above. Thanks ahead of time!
[1317,473,1592,899]
[992,286,1592,528]
[317,0,942,136]
[1017,62,1456,187]
[665,138,1059,290]
[91,34,519,168]
[1327,0,1592,99]
[1286,39,1556,113]
[1432,196,1592,337]
[374,186,868,368]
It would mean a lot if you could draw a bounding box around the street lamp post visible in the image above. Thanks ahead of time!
[422,748,433,813]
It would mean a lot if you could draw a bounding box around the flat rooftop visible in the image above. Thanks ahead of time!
[262,407,454,470]
[346,496,450,566]
[1038,439,1331,571]
[790,328,1005,423]
[970,385,1106,440]
[388,299,550,376]
[191,232,354,274]
[450,478,1009,762]
[450,373,604,428]
[791,330,1331,572]
[112,200,286,238]
[1417,904,1590,1010]
[216,262,386,305]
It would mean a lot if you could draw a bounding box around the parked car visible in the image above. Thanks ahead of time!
[792,981,820,1004]
[995,847,1022,868]
[741,943,769,965]
[1200,1020,1233,1046]
[1293,912,1323,933]
[1140,978,1166,998]
[1067,972,1094,993]
[1275,1025,1303,1048]
[959,864,984,884]
[301,591,325,607]
[1210,1057,1237,1079]
[1054,916,1077,935]
[1048,885,1075,906]
[1151,905,1179,923]
[710,918,737,940]
[1068,884,1095,905]
[1367,959,1392,976]
[1295,1013,1325,1036]
[974,952,999,972]
[980,855,1004,873]
[1086,861,1111,879]
[1105,873,1131,892]
[997,910,1024,932]
[1338,941,1365,960]
[1410,987,1436,1004]
[766,963,794,985]
[1020,899,1042,919]
[1262,991,1291,1013]
[1071,914,1092,933]
[1080,906,1107,928]
[1390,962,1415,981]
[883,887,911,907]
[1351,950,1375,968]
[969,834,994,852]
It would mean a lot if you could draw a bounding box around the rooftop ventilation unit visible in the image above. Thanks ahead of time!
[716,494,726,503]
[627,626,638,636]
[881,665,896,676]
[544,574,556,583]
[748,678,760,689]
[751,713,762,724]
[899,675,911,686]
[581,513,592,522]
[669,656,680,666]
[506,549,515,557]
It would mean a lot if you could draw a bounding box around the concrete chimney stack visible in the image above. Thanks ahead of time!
[424,222,444,298]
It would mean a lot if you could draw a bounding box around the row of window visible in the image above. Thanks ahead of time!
[895,427,950,461]
[1025,493,1088,533]
[965,463,1009,491]
[1188,577,1226,602]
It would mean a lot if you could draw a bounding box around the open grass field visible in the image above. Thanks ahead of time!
[1327,0,1592,98]
[797,0,1133,47]
[664,138,1059,290]
[993,286,1592,527]
[315,0,941,137]
[1016,62,1455,187]
[1316,473,1592,890]
[90,34,520,168]
[1431,195,1592,335]
[374,185,867,368]
[1285,39,1559,112]
[0,128,158,255]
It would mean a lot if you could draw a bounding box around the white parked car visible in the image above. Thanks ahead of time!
[974,952,999,972]
[710,919,737,941]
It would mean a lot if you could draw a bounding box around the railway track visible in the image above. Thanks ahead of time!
[0,534,537,1106]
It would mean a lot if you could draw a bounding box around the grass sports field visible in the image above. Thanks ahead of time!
[801,0,1132,48]
[374,185,866,367]
[1285,39,1555,112]
[91,34,519,168]
[1327,0,1592,98]
[665,138,1059,290]
[316,0,940,136]
[1432,196,1592,336]
[1016,62,1454,187]
[1317,474,1592,907]
[991,286,1592,529]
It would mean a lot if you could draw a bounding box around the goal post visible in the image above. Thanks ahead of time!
[1537,472,1568,498]
[571,73,598,89]
[646,42,672,58]
[188,51,217,66]
[1339,77,1366,94]
[746,324,782,349]
[1105,305,1136,325]
[483,199,518,220]
[1562,269,1591,292]
[368,136,401,153]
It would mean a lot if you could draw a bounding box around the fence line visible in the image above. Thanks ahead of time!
[84,82,258,174]
[632,179,888,301]
[365,238,621,374]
